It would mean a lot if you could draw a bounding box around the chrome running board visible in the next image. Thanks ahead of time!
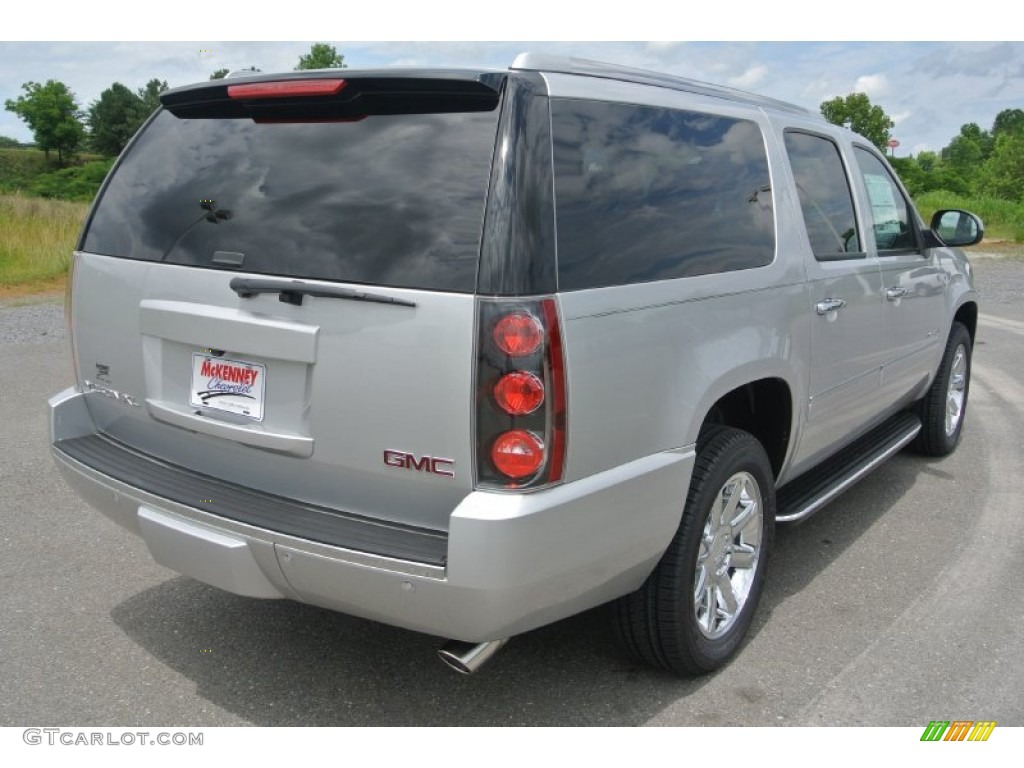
[776,412,922,524]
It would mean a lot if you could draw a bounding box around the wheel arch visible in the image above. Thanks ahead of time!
[953,300,978,344]
[689,369,796,481]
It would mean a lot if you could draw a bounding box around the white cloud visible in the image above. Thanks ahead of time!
[646,42,683,53]
[854,73,889,97]
[891,110,912,125]
[728,65,767,89]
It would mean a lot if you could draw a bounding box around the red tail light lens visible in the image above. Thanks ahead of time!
[476,298,567,489]
[491,431,545,479]
[228,79,347,100]
[492,312,544,357]
[494,371,545,415]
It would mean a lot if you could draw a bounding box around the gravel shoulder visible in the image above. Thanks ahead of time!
[0,293,65,344]
[969,248,1024,311]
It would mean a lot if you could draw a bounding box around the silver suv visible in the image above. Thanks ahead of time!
[49,54,982,676]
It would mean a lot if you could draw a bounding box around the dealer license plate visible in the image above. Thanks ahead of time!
[189,353,266,421]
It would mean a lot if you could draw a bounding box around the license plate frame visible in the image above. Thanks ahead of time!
[189,353,266,422]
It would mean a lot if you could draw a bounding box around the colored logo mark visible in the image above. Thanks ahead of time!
[920,720,996,742]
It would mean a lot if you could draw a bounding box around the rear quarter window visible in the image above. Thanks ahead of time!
[81,107,500,293]
[784,130,862,260]
[551,99,776,291]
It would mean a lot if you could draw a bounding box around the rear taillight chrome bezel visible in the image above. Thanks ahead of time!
[474,297,567,491]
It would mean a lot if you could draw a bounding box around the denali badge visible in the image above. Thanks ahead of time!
[83,380,141,408]
[383,450,455,478]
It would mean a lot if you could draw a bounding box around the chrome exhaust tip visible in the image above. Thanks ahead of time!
[437,638,508,675]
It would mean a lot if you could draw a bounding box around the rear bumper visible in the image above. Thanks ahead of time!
[49,387,695,641]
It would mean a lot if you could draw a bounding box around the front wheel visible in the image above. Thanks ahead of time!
[613,427,775,675]
[912,322,972,456]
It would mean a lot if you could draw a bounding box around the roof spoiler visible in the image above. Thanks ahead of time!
[160,70,505,121]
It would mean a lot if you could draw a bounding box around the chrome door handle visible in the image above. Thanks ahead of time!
[815,298,847,315]
[886,287,908,301]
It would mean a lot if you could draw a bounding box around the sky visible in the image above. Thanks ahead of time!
[3,6,1022,156]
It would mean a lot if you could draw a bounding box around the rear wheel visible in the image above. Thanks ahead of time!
[613,427,775,675]
[913,322,972,457]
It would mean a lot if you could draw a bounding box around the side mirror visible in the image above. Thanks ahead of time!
[930,209,984,248]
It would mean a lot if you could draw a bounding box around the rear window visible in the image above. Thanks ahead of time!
[82,106,500,293]
[551,99,775,291]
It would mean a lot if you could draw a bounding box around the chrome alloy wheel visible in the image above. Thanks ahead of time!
[694,471,763,639]
[945,343,968,437]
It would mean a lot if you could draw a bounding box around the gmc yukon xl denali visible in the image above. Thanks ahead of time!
[49,54,982,675]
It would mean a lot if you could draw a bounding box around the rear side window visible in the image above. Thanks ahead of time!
[82,107,500,293]
[551,99,775,291]
[784,131,862,260]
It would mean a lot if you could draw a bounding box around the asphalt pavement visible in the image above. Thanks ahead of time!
[1,253,1022,726]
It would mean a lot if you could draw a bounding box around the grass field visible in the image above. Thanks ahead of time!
[0,147,52,194]
[0,193,88,291]
[0,147,112,203]
[915,192,1024,242]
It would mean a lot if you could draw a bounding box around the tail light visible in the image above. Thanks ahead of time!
[493,371,544,415]
[227,79,347,100]
[475,298,567,490]
[492,313,544,356]
[491,430,545,479]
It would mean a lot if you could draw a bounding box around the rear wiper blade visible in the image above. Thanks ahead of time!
[229,277,416,308]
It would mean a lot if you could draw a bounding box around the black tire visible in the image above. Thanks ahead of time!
[612,427,775,675]
[912,322,972,457]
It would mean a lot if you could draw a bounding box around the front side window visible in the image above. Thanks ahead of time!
[784,131,861,260]
[853,147,918,252]
[551,99,776,291]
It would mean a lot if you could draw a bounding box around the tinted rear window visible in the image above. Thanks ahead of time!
[552,99,775,291]
[82,107,500,292]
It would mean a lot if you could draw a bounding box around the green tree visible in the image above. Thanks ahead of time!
[940,123,993,192]
[210,68,230,80]
[900,149,972,196]
[3,80,85,166]
[978,131,1024,202]
[296,43,346,70]
[87,82,148,157]
[991,108,1024,138]
[136,79,169,118]
[915,150,939,172]
[889,156,925,196]
[942,132,985,169]
[0,135,21,148]
[820,92,895,151]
